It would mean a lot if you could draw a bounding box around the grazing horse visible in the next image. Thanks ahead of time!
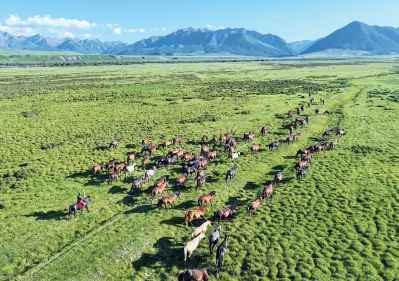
[324,110,333,115]
[329,139,339,150]
[263,182,274,203]
[157,192,180,210]
[183,231,206,264]
[213,205,238,224]
[198,191,217,206]
[130,175,144,193]
[209,225,221,254]
[151,180,169,203]
[247,196,263,216]
[124,162,136,178]
[192,220,212,238]
[337,128,345,136]
[109,139,121,149]
[108,168,121,184]
[144,166,157,182]
[178,268,219,281]
[91,162,105,177]
[297,166,309,181]
[274,170,283,184]
[322,130,333,138]
[184,206,209,227]
[68,196,91,218]
[216,234,229,268]
[225,166,236,181]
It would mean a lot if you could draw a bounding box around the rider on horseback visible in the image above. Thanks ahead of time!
[77,192,82,204]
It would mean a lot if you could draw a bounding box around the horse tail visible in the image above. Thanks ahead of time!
[157,199,163,209]
[198,198,202,206]
[68,204,74,217]
[178,272,184,281]
[183,244,188,262]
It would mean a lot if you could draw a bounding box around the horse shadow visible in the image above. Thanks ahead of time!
[243,181,259,190]
[117,195,138,206]
[67,171,90,179]
[94,145,108,151]
[132,236,182,271]
[124,204,154,214]
[125,144,137,149]
[25,210,66,220]
[159,216,183,226]
[108,185,128,194]
[174,200,197,210]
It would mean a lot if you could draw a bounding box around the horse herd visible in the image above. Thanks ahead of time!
[69,96,345,280]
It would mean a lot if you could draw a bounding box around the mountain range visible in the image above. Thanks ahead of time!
[1,21,399,57]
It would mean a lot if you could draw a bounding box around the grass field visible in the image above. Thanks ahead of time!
[0,58,399,281]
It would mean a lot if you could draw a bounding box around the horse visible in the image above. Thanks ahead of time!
[126,152,137,164]
[274,170,283,184]
[142,137,149,145]
[324,110,333,115]
[329,139,339,150]
[108,168,121,184]
[141,155,149,170]
[175,173,187,189]
[151,180,169,203]
[261,125,269,136]
[124,162,136,178]
[196,175,208,190]
[105,158,116,172]
[225,166,236,181]
[149,145,158,156]
[216,234,229,268]
[213,205,238,224]
[68,196,92,218]
[294,159,308,171]
[91,162,105,177]
[184,206,209,227]
[163,139,173,149]
[201,135,208,144]
[144,166,157,182]
[297,166,309,181]
[178,268,219,281]
[182,151,195,163]
[322,130,333,138]
[172,136,184,144]
[268,140,281,150]
[250,144,261,153]
[198,191,217,206]
[209,225,221,255]
[157,192,180,210]
[109,139,121,149]
[337,128,345,137]
[183,231,206,264]
[192,220,212,238]
[263,182,274,203]
[130,175,144,193]
[184,166,197,177]
[247,196,263,216]
[206,150,218,161]
[114,162,127,173]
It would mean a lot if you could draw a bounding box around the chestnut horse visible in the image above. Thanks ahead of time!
[247,196,263,216]
[213,205,238,224]
[263,182,274,203]
[184,206,209,227]
[68,196,91,218]
[151,180,169,203]
[157,192,180,210]
[178,268,219,281]
[91,162,105,177]
[198,191,217,206]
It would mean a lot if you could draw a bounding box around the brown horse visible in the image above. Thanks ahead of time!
[184,206,209,227]
[178,268,219,281]
[206,150,218,161]
[261,125,269,136]
[109,139,121,148]
[163,139,173,149]
[274,170,283,184]
[68,196,91,218]
[108,168,121,184]
[157,192,180,209]
[172,136,184,144]
[247,196,263,216]
[105,158,116,172]
[337,128,345,137]
[126,152,137,164]
[213,205,238,224]
[91,162,105,177]
[151,180,169,203]
[250,144,261,153]
[263,182,274,203]
[174,173,187,189]
[198,191,217,206]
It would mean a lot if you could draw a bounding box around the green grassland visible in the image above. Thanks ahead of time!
[0,59,399,280]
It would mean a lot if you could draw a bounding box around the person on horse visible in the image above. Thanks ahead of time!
[77,192,83,204]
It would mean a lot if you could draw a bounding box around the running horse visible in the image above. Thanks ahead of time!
[68,196,92,218]
[178,268,219,281]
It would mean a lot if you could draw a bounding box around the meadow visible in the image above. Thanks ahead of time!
[0,58,399,281]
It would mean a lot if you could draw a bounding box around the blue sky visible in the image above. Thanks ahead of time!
[1,0,398,43]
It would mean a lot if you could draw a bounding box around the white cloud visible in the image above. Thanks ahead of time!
[126,28,146,33]
[0,24,34,36]
[113,27,122,34]
[82,33,91,38]
[5,14,93,29]
[206,24,213,29]
[63,31,75,38]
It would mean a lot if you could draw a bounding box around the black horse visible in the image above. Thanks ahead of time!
[68,196,92,218]
[216,234,229,268]
[225,166,236,181]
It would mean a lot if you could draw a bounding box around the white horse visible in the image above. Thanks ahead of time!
[124,162,136,178]
[144,166,157,182]
[191,220,211,238]
[184,231,206,264]
[230,152,240,162]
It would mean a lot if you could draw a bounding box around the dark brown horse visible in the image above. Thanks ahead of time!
[157,192,180,209]
[108,168,121,184]
[213,205,238,223]
[198,191,217,206]
[91,162,105,177]
[68,196,91,218]
[247,196,263,216]
[261,125,269,136]
[151,180,169,203]
[184,206,209,227]
[109,139,121,148]
[178,268,219,281]
[175,173,187,189]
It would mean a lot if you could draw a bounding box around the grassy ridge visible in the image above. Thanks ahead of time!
[0,60,398,280]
